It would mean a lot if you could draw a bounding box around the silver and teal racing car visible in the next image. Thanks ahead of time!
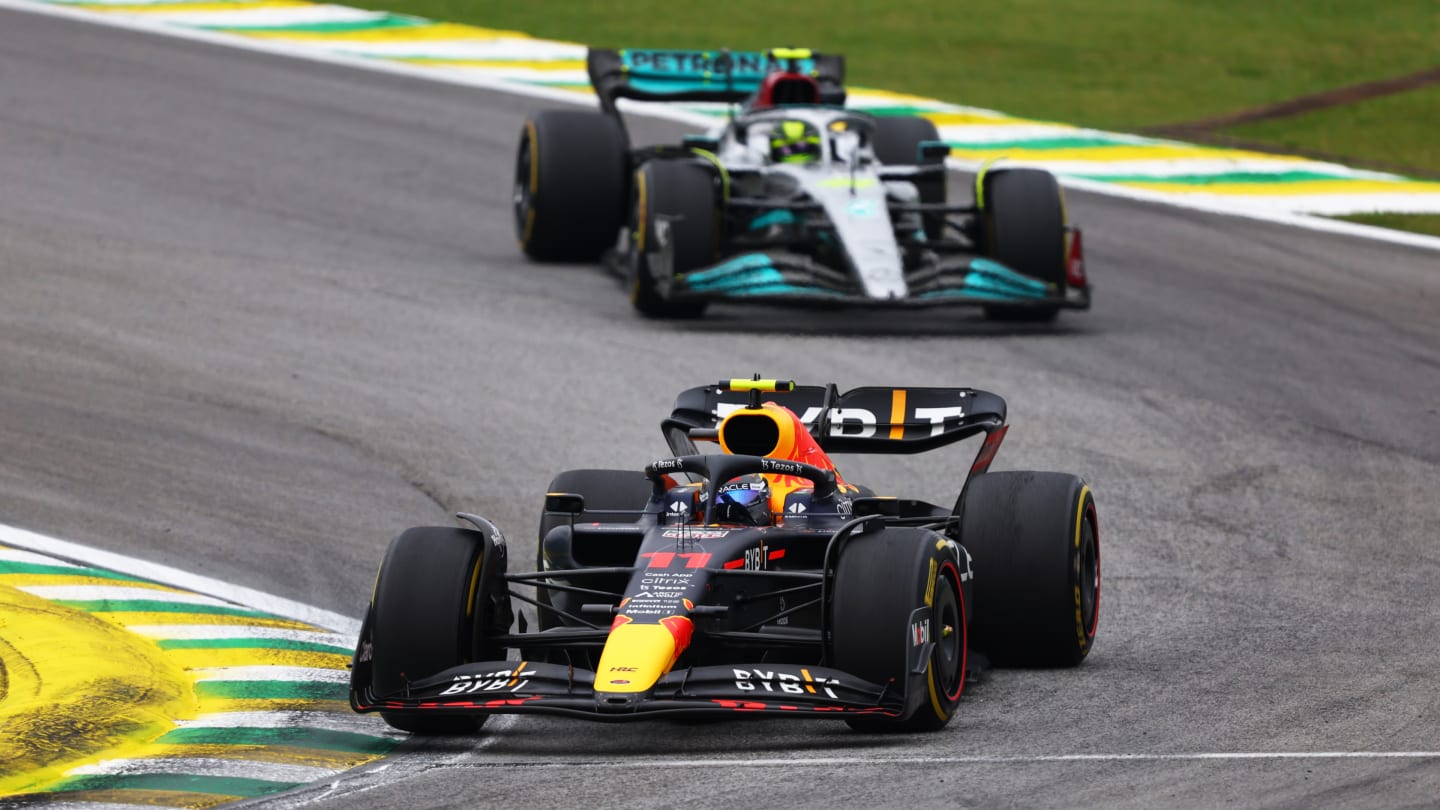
[513,47,1091,321]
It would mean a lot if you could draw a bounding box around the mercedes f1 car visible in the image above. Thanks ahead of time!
[350,379,1101,733]
[513,48,1090,321]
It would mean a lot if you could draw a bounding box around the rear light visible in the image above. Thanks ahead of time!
[1066,228,1088,289]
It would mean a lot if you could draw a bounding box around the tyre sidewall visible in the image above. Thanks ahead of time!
[831,528,967,731]
[871,116,947,237]
[959,471,1099,667]
[364,526,510,697]
[980,168,1066,320]
[628,159,716,318]
[516,110,628,261]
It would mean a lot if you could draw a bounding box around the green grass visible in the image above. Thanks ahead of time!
[350,0,1440,236]
[1227,84,1440,237]
[1227,84,1440,176]
[370,0,1438,130]
[1340,213,1440,238]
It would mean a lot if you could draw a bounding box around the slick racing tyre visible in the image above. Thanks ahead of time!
[871,115,943,167]
[514,110,628,261]
[831,527,968,733]
[366,526,512,734]
[979,167,1067,322]
[871,115,947,239]
[535,469,653,631]
[537,469,654,567]
[957,471,1099,667]
[629,159,717,319]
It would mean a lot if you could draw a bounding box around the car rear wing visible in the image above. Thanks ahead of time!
[587,47,846,116]
[662,381,1007,455]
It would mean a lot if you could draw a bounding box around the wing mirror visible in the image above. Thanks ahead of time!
[544,493,585,515]
[851,496,900,518]
[918,140,952,163]
[683,134,722,153]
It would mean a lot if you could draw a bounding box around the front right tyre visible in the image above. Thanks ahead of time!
[830,527,968,732]
[979,167,1068,322]
[628,159,717,319]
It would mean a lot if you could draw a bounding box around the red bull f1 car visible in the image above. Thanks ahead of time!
[350,379,1101,733]
[512,48,1090,321]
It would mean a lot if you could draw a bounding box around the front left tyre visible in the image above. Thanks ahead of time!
[514,110,628,262]
[361,525,512,734]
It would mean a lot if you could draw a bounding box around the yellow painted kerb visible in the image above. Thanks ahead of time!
[0,585,195,796]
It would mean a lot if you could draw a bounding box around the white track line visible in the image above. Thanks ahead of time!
[17,584,238,604]
[0,523,359,635]
[175,711,398,736]
[0,546,84,566]
[126,624,352,646]
[455,752,1440,768]
[189,665,352,682]
[68,757,340,783]
[12,804,168,810]
[1,0,1437,253]
[116,5,388,28]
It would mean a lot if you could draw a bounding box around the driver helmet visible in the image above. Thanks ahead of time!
[712,475,773,526]
[769,120,822,164]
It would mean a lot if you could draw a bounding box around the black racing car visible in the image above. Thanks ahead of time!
[350,379,1100,733]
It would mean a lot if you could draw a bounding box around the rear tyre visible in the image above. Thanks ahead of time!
[535,469,653,630]
[537,469,654,566]
[958,471,1099,667]
[831,528,968,732]
[871,116,947,238]
[368,526,511,733]
[514,110,628,262]
[629,160,716,319]
[871,115,943,167]
[980,168,1066,322]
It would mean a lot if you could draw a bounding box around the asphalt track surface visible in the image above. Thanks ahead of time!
[2,9,1438,808]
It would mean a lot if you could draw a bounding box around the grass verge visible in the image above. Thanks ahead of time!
[1339,213,1440,238]
[1226,85,1440,177]
[366,1,1437,128]
[350,0,1440,235]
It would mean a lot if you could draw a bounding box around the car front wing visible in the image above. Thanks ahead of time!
[667,251,1089,310]
[352,660,904,722]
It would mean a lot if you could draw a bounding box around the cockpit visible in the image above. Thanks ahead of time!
[732,110,876,168]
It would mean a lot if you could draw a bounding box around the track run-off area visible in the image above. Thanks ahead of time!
[6,0,1440,224]
[1,2,1438,808]
[0,526,398,805]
